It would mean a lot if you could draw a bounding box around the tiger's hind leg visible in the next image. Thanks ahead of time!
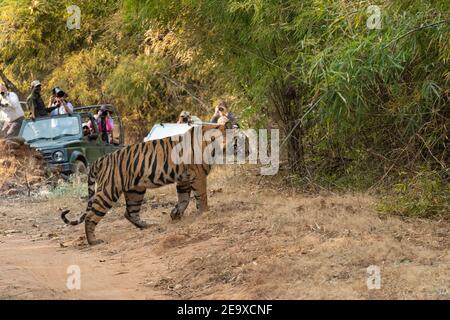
[171,181,191,220]
[124,188,149,229]
[192,173,208,214]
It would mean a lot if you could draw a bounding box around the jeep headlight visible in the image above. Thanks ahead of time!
[52,151,65,162]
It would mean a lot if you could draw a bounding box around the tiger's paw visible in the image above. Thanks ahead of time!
[125,214,149,229]
[170,207,182,220]
[135,220,149,229]
[197,205,210,214]
[88,239,104,246]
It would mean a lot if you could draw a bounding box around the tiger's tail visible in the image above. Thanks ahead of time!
[61,210,86,225]
[60,160,99,226]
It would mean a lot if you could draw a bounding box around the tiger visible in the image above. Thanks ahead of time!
[61,123,239,245]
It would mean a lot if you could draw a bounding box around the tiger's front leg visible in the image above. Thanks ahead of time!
[171,181,191,220]
[191,174,208,214]
[124,188,149,229]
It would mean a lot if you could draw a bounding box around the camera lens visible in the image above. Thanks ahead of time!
[219,107,224,112]
[53,87,65,97]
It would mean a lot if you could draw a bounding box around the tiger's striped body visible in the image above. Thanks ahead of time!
[61,124,224,245]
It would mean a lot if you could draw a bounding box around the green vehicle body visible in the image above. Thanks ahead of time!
[18,105,125,174]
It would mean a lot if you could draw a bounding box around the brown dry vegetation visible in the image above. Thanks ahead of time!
[0,138,56,196]
[0,167,449,299]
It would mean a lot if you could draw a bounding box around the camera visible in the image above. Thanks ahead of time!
[181,116,189,123]
[218,107,224,112]
[52,87,65,98]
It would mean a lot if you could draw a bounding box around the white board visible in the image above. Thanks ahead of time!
[144,123,198,141]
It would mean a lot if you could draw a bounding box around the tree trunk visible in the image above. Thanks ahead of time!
[286,119,304,173]
[0,68,24,99]
[269,79,305,174]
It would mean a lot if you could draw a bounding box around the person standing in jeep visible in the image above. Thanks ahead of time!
[49,87,74,116]
[0,83,25,137]
[27,80,56,119]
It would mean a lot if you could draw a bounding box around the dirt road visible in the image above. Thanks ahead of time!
[0,168,449,299]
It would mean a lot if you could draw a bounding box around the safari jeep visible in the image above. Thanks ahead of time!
[18,105,124,176]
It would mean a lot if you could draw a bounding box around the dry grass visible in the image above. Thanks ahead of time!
[0,166,449,299]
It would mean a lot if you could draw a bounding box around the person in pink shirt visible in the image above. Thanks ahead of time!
[88,106,114,143]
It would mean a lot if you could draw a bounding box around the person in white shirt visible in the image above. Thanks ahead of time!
[49,87,74,116]
[0,84,25,138]
[50,97,74,116]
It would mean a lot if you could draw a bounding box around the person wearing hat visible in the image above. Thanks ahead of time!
[177,110,202,124]
[177,110,191,124]
[27,80,51,118]
[88,105,114,143]
[210,100,238,126]
[0,83,24,137]
[49,87,74,116]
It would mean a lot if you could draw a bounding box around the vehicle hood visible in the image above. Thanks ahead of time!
[28,139,82,150]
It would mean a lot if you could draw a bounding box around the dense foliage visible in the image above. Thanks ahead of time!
[0,0,448,217]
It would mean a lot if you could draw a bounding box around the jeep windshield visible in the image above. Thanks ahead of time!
[21,116,81,143]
